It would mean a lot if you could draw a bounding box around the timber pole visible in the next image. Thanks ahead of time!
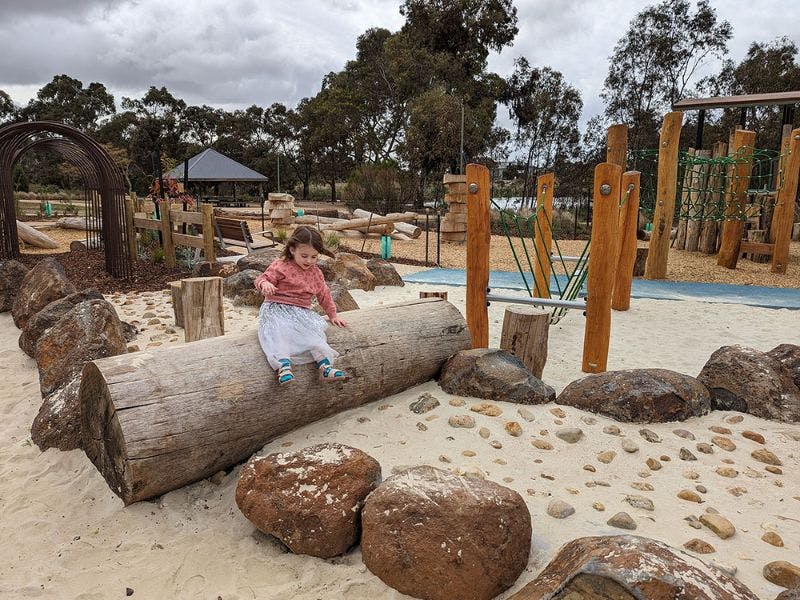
[466,163,490,348]
[717,129,756,269]
[611,171,641,311]
[532,173,554,299]
[771,128,800,273]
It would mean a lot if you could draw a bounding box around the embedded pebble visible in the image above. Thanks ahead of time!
[645,458,662,471]
[555,428,583,443]
[765,465,783,475]
[659,455,671,462]
[673,429,696,440]
[142,311,156,318]
[625,494,654,511]
[539,429,549,436]
[127,345,140,353]
[699,512,736,539]
[479,427,490,439]
[728,486,747,497]
[449,398,465,407]
[462,450,476,457]
[603,425,621,436]
[493,458,507,466]
[592,502,605,511]
[532,439,553,450]
[684,538,716,554]
[678,489,703,503]
[416,422,428,431]
[502,476,514,483]
[683,470,700,480]
[438,455,451,463]
[742,430,765,444]
[582,464,595,472]
[546,499,575,519]
[621,438,639,453]
[639,428,661,443]
[695,485,707,494]
[554,419,564,426]
[696,443,714,454]
[710,425,732,435]
[761,531,784,547]
[685,515,703,529]
[679,447,697,461]
[448,414,475,429]
[762,561,800,589]
[504,421,522,437]
[580,416,597,425]
[725,415,744,424]
[490,440,503,449]
[409,393,440,414]
[597,451,616,464]
[716,467,739,478]
[631,481,654,492]
[470,402,502,417]
[357,416,371,423]
[751,448,782,466]
[517,408,535,422]
[425,414,439,422]
[712,436,736,451]
[550,407,566,419]
[607,512,637,530]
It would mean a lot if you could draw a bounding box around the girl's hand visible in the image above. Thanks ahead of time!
[330,316,348,328]
[259,281,276,296]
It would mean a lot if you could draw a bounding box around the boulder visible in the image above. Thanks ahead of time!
[556,369,712,423]
[507,535,758,600]
[69,240,87,252]
[236,248,282,273]
[312,281,359,315]
[0,259,29,311]
[439,348,555,404]
[764,562,800,590]
[11,257,76,329]
[35,299,127,396]
[319,252,376,291]
[222,269,263,307]
[120,320,138,343]
[767,344,800,389]
[697,345,800,423]
[361,465,531,600]
[366,258,404,287]
[235,443,381,558]
[776,586,800,600]
[191,260,239,278]
[30,376,82,451]
[19,289,104,357]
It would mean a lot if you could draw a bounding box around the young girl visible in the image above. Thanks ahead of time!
[254,226,348,384]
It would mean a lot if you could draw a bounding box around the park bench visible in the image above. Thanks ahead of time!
[214,216,276,253]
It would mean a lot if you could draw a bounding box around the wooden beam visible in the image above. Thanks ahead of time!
[532,173,554,299]
[771,128,800,273]
[673,91,800,111]
[611,171,641,311]
[466,163,491,348]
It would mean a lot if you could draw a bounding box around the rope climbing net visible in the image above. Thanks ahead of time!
[633,146,788,222]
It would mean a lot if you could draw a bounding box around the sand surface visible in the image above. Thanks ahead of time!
[1,276,799,599]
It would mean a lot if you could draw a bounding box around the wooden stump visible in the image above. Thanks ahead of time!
[180,277,224,342]
[500,306,549,378]
[169,281,184,328]
[80,298,471,504]
[632,247,649,277]
[793,223,800,242]
[745,229,770,263]
[419,291,448,301]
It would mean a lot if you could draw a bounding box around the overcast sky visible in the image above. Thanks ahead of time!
[1,0,798,131]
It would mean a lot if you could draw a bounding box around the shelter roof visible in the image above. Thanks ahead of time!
[165,148,268,182]
[673,91,800,111]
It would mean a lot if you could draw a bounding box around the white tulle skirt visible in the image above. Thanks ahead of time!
[258,301,338,370]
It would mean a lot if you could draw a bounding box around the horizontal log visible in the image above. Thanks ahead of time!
[739,241,774,256]
[353,209,422,238]
[16,220,60,249]
[168,209,205,225]
[133,216,161,231]
[321,223,393,235]
[80,299,471,504]
[295,215,347,225]
[171,233,204,249]
[58,216,98,231]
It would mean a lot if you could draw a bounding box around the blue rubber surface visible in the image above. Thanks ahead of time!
[403,268,800,310]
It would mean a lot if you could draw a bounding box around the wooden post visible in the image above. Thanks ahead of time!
[169,281,184,328]
[159,201,176,268]
[419,291,448,301]
[685,149,711,252]
[792,222,800,241]
[611,171,641,311]
[699,141,727,254]
[533,173,554,298]
[181,277,224,342]
[500,306,549,378]
[606,124,628,170]
[466,163,490,348]
[645,111,683,279]
[124,194,138,261]
[717,129,757,269]
[201,203,215,261]
[582,162,622,373]
[674,148,695,250]
[771,128,800,273]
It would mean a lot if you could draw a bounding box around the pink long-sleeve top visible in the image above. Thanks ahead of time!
[254,258,338,319]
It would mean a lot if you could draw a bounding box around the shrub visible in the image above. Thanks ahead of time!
[274,227,288,243]
[325,231,341,250]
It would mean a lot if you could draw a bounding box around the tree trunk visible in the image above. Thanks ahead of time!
[80,299,471,505]
[181,277,224,342]
[499,306,549,378]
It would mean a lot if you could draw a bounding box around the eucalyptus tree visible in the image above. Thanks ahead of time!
[17,74,116,131]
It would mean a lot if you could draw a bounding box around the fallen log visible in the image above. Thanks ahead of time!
[353,209,422,238]
[80,298,471,504]
[57,216,97,231]
[320,222,393,235]
[16,220,59,249]
[295,215,347,226]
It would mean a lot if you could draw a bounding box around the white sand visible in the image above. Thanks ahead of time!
[1,275,799,599]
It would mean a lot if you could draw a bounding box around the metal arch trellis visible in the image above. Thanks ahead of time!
[0,121,131,278]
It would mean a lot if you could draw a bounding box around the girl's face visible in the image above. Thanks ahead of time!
[290,243,319,270]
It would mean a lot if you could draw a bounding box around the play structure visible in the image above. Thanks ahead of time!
[79,298,470,504]
[642,92,800,278]
[465,124,642,375]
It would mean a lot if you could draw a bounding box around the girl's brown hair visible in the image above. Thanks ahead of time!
[282,225,335,260]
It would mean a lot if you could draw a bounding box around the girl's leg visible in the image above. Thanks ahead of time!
[315,357,347,381]
[276,358,294,384]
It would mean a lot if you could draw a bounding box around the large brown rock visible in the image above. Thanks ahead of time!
[439,348,555,404]
[35,299,127,396]
[222,269,263,307]
[11,257,76,329]
[236,247,282,273]
[235,443,381,558]
[557,369,712,423]
[0,259,29,312]
[311,281,359,315]
[776,586,800,600]
[507,535,758,600]
[361,465,531,600]
[30,376,83,451]
[19,288,104,357]
[366,258,404,287]
[319,252,376,291]
[191,260,239,278]
[768,344,800,390]
[697,345,800,423]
